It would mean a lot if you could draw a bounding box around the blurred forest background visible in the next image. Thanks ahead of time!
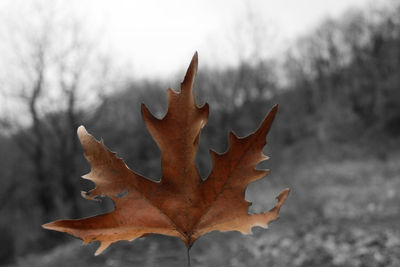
[0,0,400,266]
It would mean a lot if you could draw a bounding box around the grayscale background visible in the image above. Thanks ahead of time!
[0,0,399,266]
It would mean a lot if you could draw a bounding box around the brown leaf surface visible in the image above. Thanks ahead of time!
[42,52,290,255]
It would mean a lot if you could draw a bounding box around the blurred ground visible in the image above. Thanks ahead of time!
[8,148,400,267]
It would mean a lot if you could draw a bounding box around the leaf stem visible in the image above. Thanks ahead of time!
[186,245,191,267]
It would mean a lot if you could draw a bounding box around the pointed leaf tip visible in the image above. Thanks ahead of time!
[192,51,198,63]
[278,188,290,201]
[95,242,112,256]
[182,52,198,90]
[77,125,87,138]
[257,105,279,136]
[275,188,290,210]
[269,104,278,118]
[41,222,51,230]
[41,221,62,231]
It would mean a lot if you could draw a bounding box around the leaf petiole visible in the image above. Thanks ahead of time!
[186,245,191,267]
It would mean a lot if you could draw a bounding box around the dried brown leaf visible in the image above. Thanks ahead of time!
[43,53,290,255]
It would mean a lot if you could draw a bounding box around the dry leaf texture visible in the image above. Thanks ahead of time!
[43,53,290,255]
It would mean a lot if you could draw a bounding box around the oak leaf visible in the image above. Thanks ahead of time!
[43,52,290,255]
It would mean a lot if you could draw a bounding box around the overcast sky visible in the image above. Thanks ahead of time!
[83,0,376,78]
[2,0,378,78]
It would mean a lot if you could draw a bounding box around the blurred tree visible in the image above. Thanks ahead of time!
[0,0,113,220]
[283,2,400,142]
